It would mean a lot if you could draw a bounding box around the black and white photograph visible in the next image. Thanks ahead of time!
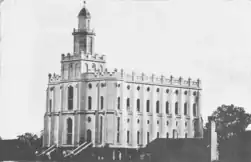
[0,0,251,162]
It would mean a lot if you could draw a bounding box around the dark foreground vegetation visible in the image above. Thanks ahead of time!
[1,104,251,162]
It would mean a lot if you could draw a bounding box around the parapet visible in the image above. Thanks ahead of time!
[48,73,61,84]
[91,68,202,89]
[61,51,106,63]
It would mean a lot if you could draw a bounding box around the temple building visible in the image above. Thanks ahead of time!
[43,3,203,150]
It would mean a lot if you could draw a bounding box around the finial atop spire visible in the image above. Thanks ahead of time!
[81,0,86,7]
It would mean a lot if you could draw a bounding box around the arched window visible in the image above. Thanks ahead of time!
[146,100,150,112]
[173,130,176,139]
[100,96,104,110]
[184,102,187,115]
[117,97,120,110]
[156,101,160,113]
[100,116,103,143]
[147,132,150,144]
[88,96,92,110]
[193,103,197,116]
[137,131,140,145]
[68,86,74,110]
[127,131,130,143]
[166,132,169,139]
[67,118,73,144]
[166,101,169,114]
[137,99,140,112]
[49,99,52,112]
[87,129,92,142]
[126,98,130,110]
[175,102,178,115]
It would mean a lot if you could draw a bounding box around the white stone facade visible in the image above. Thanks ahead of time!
[43,5,203,149]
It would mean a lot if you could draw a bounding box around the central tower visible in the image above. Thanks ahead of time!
[73,2,95,55]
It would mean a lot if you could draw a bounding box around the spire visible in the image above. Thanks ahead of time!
[78,0,90,17]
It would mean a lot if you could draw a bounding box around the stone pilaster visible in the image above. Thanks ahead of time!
[188,90,194,138]
[161,88,166,138]
[141,85,147,146]
[170,89,176,138]
[131,83,137,148]
[121,81,127,147]
[179,88,185,138]
[151,86,157,141]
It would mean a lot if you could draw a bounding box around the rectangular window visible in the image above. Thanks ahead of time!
[147,132,150,144]
[117,133,120,143]
[137,131,140,145]
[117,117,120,131]
[101,96,104,109]
[146,100,150,113]
[117,97,120,110]
[127,131,130,143]
[137,99,140,112]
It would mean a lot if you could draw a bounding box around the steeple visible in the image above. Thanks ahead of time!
[73,1,95,55]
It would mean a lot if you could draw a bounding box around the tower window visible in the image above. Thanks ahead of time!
[146,100,150,112]
[184,102,187,115]
[175,102,178,115]
[166,132,169,138]
[88,83,92,89]
[156,88,160,92]
[157,132,159,138]
[87,117,91,123]
[68,86,74,110]
[193,103,197,116]
[117,97,120,110]
[127,131,130,143]
[166,89,169,93]
[166,101,169,114]
[101,96,104,110]
[156,101,160,113]
[137,86,140,91]
[127,85,130,90]
[100,116,103,143]
[137,99,140,112]
[88,96,92,110]
[49,99,52,112]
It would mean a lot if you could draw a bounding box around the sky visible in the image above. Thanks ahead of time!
[1,0,251,139]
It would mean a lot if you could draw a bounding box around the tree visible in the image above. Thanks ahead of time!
[17,132,39,149]
[206,104,251,140]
